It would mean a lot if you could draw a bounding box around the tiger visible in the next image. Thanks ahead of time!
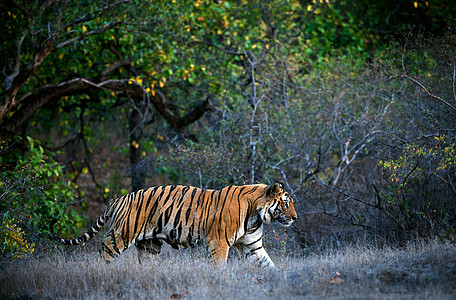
[51,181,297,268]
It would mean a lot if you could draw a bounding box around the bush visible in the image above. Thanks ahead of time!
[0,137,86,264]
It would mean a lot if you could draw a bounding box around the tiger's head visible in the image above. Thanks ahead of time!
[260,181,297,227]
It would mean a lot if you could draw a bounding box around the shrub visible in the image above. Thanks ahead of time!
[0,137,86,264]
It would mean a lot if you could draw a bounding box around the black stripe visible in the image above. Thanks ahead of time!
[247,218,262,234]
[136,187,159,238]
[162,185,178,207]
[164,204,174,226]
[156,212,163,233]
[110,194,131,231]
[205,190,220,235]
[185,187,198,224]
[111,232,121,255]
[218,186,234,226]
[245,236,262,246]
[201,190,215,232]
[177,223,183,242]
[125,190,142,240]
[224,229,231,247]
[249,246,263,254]
[100,243,115,258]
[173,186,191,228]
[132,189,146,238]
[139,186,167,235]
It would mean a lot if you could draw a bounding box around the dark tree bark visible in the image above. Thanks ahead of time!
[129,106,144,192]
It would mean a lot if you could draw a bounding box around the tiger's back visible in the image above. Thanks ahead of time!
[53,182,297,268]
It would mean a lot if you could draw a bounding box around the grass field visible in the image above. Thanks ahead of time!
[1,239,455,299]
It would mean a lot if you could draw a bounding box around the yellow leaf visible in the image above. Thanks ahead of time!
[82,167,88,174]
[414,2,418,8]
[146,87,151,93]
[104,188,110,194]
[82,25,87,33]
[159,81,164,88]
[307,5,312,11]
[59,54,64,59]
[151,90,156,96]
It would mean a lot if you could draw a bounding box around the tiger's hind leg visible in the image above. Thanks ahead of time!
[136,238,163,264]
[98,230,131,262]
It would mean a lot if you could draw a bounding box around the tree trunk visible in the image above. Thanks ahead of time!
[129,107,144,192]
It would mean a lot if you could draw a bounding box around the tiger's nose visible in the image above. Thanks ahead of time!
[292,216,297,220]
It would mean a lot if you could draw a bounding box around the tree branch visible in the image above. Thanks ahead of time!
[1,77,213,140]
[392,74,456,115]
[54,21,123,50]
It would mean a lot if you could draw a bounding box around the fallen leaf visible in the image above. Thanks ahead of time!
[170,290,190,299]
[251,277,262,284]
[329,272,344,284]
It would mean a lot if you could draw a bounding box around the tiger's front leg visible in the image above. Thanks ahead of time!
[234,240,276,269]
[248,246,275,268]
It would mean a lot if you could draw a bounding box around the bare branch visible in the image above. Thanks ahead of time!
[392,74,456,115]
[313,174,381,209]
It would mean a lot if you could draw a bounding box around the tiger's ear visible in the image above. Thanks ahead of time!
[266,181,282,196]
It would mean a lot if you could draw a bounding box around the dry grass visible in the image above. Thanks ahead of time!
[1,239,455,299]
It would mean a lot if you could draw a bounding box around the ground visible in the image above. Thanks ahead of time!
[1,239,455,299]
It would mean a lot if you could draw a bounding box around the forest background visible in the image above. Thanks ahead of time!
[1,0,456,272]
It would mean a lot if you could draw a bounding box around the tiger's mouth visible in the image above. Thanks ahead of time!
[276,215,295,227]
[280,219,294,227]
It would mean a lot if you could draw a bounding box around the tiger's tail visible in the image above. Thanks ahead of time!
[50,212,110,246]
